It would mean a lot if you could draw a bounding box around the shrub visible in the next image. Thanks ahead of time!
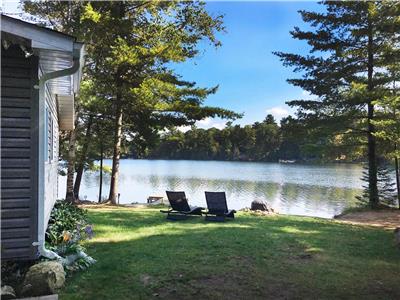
[46,201,90,247]
[46,201,94,271]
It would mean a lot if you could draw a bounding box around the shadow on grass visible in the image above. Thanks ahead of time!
[61,209,400,300]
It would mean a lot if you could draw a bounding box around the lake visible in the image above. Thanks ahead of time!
[58,159,364,218]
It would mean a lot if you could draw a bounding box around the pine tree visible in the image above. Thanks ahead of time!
[373,58,400,209]
[377,164,397,206]
[274,1,400,208]
[23,1,240,204]
[356,162,397,207]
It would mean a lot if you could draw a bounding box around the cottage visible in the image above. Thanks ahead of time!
[1,15,85,260]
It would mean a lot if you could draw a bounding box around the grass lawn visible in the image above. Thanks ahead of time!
[61,207,400,300]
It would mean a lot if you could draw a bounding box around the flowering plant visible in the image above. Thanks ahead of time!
[46,201,95,271]
[46,201,90,247]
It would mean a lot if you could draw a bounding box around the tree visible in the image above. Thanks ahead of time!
[356,162,398,207]
[147,115,283,162]
[373,69,400,208]
[274,1,400,208]
[79,1,242,204]
[252,115,280,161]
[24,0,87,203]
[279,116,304,161]
[72,80,114,199]
[24,1,240,204]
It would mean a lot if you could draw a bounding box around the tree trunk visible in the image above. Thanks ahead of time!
[395,157,400,210]
[65,129,77,203]
[395,144,400,210]
[366,104,379,208]
[108,92,123,205]
[98,140,104,203]
[73,115,94,199]
[107,4,125,205]
[366,17,379,208]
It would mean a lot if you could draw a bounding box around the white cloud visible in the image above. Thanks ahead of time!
[265,106,292,122]
[197,118,212,126]
[177,117,226,132]
[197,117,226,130]
[301,90,318,100]
[177,125,191,133]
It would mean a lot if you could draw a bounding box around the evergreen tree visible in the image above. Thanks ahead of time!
[373,59,400,208]
[23,1,240,204]
[274,1,400,208]
[356,162,397,207]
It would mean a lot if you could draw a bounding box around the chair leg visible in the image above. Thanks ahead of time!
[205,215,226,222]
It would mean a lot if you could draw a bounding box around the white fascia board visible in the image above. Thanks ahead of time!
[1,16,75,52]
[72,42,85,94]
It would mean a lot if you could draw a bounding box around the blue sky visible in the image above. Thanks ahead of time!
[2,1,323,128]
[173,1,324,129]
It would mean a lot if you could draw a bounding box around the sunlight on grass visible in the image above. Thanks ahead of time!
[61,207,400,300]
[90,216,253,243]
[280,226,321,234]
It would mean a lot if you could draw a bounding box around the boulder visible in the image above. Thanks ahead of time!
[250,200,274,212]
[1,285,16,299]
[21,261,65,297]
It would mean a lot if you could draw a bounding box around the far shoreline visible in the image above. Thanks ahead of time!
[112,157,367,166]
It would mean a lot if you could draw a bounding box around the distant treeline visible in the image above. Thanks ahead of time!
[140,114,365,163]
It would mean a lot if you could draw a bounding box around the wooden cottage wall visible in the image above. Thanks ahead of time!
[1,45,39,260]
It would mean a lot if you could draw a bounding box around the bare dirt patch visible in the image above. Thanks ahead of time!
[153,255,302,300]
[154,273,299,300]
[335,209,400,229]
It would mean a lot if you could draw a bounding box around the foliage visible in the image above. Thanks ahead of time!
[46,201,94,271]
[274,1,400,207]
[60,207,400,299]
[356,163,398,206]
[148,116,280,161]
[372,37,400,160]
[87,163,112,174]
[23,0,241,203]
[146,114,366,162]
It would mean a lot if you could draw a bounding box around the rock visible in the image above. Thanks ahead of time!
[395,227,400,248]
[140,274,152,287]
[21,261,65,297]
[1,285,16,299]
[250,200,274,212]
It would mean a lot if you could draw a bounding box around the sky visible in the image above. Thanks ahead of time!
[1,0,324,129]
[172,1,324,130]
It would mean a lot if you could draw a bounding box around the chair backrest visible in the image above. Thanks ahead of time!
[166,191,191,212]
[205,191,228,214]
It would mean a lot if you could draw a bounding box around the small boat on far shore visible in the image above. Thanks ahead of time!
[278,159,296,164]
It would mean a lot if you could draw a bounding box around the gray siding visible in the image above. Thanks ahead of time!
[1,45,39,260]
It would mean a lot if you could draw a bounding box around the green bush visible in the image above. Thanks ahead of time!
[46,200,93,254]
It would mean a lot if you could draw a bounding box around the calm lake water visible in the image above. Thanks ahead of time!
[58,159,364,218]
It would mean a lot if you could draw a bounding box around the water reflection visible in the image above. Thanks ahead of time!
[58,159,362,218]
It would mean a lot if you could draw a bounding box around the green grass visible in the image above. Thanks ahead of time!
[60,207,400,300]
